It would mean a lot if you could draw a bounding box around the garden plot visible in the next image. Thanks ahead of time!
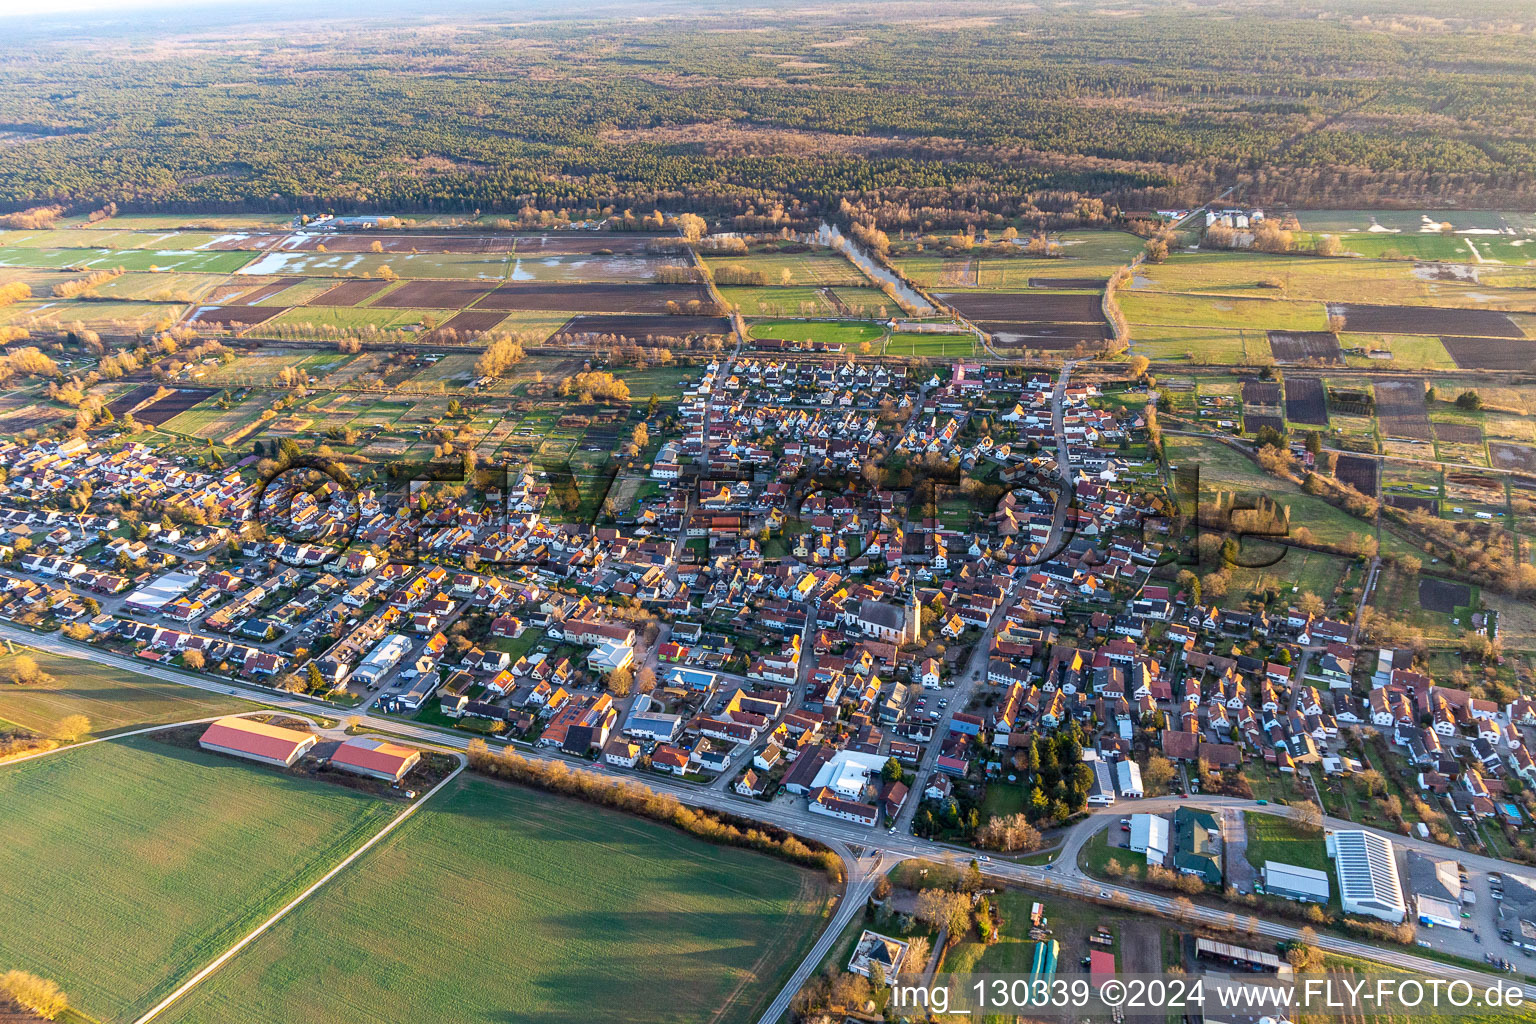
[1267,331,1342,364]
[936,290,1102,322]
[1491,442,1536,473]
[555,313,731,340]
[1374,380,1434,440]
[1333,454,1379,496]
[1419,577,1473,614]
[1282,376,1328,425]
[186,304,285,328]
[1433,421,1484,445]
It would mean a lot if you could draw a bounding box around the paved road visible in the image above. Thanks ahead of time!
[897,363,1076,832]
[754,850,888,1024]
[10,620,1534,1012]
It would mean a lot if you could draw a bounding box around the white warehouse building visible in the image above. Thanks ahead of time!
[352,633,412,686]
[1129,813,1170,866]
[1329,830,1406,923]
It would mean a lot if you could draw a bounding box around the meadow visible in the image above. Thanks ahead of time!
[0,649,253,738]
[0,246,255,274]
[1163,433,1417,560]
[157,774,833,1024]
[886,332,977,357]
[0,736,399,1022]
[719,285,838,316]
[1119,290,1329,332]
[705,250,865,287]
[747,318,885,348]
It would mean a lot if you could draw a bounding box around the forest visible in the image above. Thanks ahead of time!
[1,0,1535,222]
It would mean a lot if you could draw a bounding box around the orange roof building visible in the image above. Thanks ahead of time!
[329,737,421,782]
[199,717,316,767]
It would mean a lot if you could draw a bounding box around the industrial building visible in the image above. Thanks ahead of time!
[1329,830,1406,923]
[1129,813,1170,866]
[1261,861,1330,904]
[1406,851,1462,927]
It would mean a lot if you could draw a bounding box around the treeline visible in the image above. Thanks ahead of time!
[465,740,844,880]
[7,3,1536,218]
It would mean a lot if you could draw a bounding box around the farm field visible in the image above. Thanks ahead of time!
[0,735,399,1023]
[235,250,509,279]
[704,250,866,286]
[718,284,838,316]
[747,318,886,349]
[0,245,256,274]
[1132,251,1536,307]
[0,650,254,739]
[1128,324,1258,364]
[1119,290,1328,331]
[1,299,186,330]
[265,304,445,331]
[157,774,834,1024]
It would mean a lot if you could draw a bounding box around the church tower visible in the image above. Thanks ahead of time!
[904,581,921,644]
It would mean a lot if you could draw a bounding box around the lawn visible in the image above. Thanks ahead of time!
[1076,828,1145,882]
[1340,333,1457,370]
[0,649,255,738]
[0,735,399,1022]
[886,331,976,357]
[1242,812,1328,874]
[748,317,886,348]
[1219,545,1353,611]
[157,774,833,1024]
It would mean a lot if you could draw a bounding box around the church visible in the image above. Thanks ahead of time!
[856,588,921,646]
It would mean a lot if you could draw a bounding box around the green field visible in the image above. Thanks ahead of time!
[719,285,837,316]
[0,735,399,1022]
[1243,812,1328,874]
[747,317,886,348]
[87,271,221,303]
[1120,290,1329,331]
[0,298,186,330]
[0,245,256,274]
[886,331,977,357]
[705,250,866,287]
[1129,324,1265,364]
[1164,433,1417,560]
[158,774,833,1024]
[0,649,255,738]
[266,304,448,330]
